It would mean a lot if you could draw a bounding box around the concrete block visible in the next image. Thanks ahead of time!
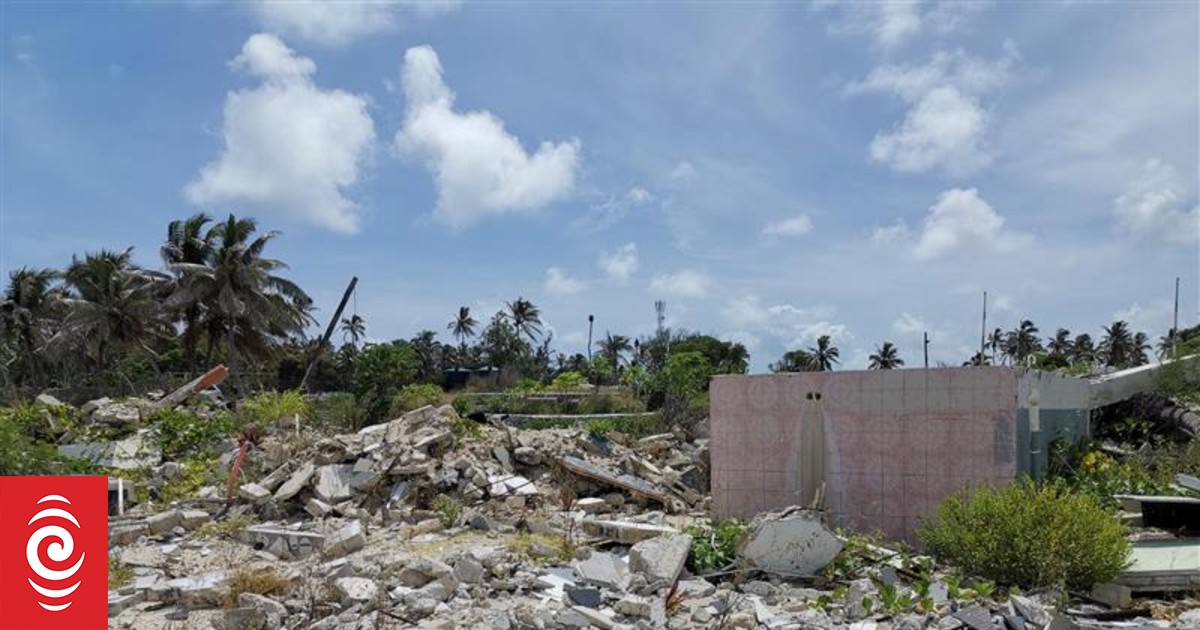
[239,483,271,504]
[323,520,365,558]
[314,464,354,503]
[239,526,325,560]
[737,510,842,576]
[629,533,692,587]
[274,461,315,501]
[573,551,630,591]
[335,577,379,603]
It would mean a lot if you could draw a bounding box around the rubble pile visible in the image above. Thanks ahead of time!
[77,395,1196,629]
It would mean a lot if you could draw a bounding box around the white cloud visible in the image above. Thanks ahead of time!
[185,34,375,234]
[763,214,814,237]
[873,188,1030,260]
[817,1,989,49]
[668,161,697,186]
[893,312,928,336]
[395,46,581,229]
[848,46,1017,175]
[544,267,586,296]
[578,187,654,230]
[249,0,459,47]
[648,269,710,298]
[1113,160,1198,246]
[722,295,851,349]
[598,243,638,281]
[1114,300,1173,336]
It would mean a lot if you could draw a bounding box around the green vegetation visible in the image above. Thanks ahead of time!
[237,389,307,428]
[0,404,96,475]
[109,557,133,590]
[549,371,587,391]
[352,342,420,422]
[390,383,444,416]
[196,514,255,539]
[683,518,748,574]
[433,495,463,528]
[306,392,367,432]
[918,479,1130,591]
[150,408,233,460]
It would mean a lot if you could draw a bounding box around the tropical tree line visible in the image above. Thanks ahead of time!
[769,319,1167,373]
[0,213,312,394]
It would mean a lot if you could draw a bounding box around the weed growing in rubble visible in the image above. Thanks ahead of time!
[196,514,254,539]
[109,557,133,589]
[918,479,1130,590]
[451,416,483,442]
[159,457,218,503]
[433,495,463,528]
[222,567,292,608]
[683,519,748,574]
[238,389,307,427]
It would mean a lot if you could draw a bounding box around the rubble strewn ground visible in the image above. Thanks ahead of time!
[73,394,1198,629]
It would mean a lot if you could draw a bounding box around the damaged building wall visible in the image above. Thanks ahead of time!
[710,367,1090,540]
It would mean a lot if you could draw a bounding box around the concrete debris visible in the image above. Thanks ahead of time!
[96,396,1170,629]
[737,507,843,576]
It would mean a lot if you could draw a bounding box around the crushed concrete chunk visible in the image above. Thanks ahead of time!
[335,576,379,603]
[274,461,316,501]
[314,464,353,503]
[573,551,630,591]
[629,533,691,588]
[239,483,271,504]
[737,508,842,576]
[324,520,365,558]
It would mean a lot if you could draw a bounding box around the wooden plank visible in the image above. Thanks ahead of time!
[147,365,228,413]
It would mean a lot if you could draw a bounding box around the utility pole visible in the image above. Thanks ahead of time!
[1173,276,1181,358]
[923,331,930,369]
[980,291,988,361]
[587,314,594,362]
[300,276,358,391]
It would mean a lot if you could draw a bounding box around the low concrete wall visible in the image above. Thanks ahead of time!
[711,367,1021,540]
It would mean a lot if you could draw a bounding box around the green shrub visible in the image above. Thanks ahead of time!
[307,392,368,432]
[433,495,463,528]
[352,343,420,422]
[577,391,645,415]
[1048,442,1164,508]
[389,383,443,416]
[550,371,587,391]
[0,406,96,475]
[917,479,1130,590]
[150,408,233,460]
[683,519,748,574]
[237,390,307,428]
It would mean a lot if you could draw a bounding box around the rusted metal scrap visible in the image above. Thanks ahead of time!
[558,456,674,505]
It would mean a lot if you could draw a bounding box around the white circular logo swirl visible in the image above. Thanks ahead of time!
[26,494,85,612]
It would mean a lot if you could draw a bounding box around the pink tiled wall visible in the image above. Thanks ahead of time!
[710,367,1018,541]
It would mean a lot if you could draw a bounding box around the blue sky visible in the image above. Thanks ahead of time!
[2,1,1197,371]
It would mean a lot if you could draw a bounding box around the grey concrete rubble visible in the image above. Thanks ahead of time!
[92,399,1187,629]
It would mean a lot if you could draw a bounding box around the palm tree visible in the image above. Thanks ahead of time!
[161,213,215,370]
[1010,320,1042,364]
[987,327,1006,365]
[868,342,904,369]
[0,267,60,382]
[1047,328,1072,358]
[1071,333,1096,366]
[808,335,840,371]
[447,306,478,345]
[54,248,167,367]
[1132,332,1151,367]
[963,351,990,366]
[597,332,632,372]
[505,297,542,341]
[341,314,365,346]
[1158,329,1177,360]
[770,349,816,373]
[167,214,312,390]
[1100,320,1135,369]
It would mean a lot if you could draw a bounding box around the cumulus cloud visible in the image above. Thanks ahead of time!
[544,267,586,296]
[395,46,581,229]
[722,295,851,349]
[185,34,375,234]
[598,243,638,281]
[648,269,710,298]
[847,45,1018,175]
[249,0,459,47]
[1113,159,1199,245]
[817,1,989,49]
[763,214,814,237]
[873,188,1030,260]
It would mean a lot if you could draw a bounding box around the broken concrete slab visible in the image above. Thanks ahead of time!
[60,430,161,470]
[573,551,630,591]
[335,577,379,604]
[628,533,691,588]
[274,461,316,501]
[1116,538,1200,592]
[323,520,365,558]
[314,464,354,503]
[147,571,228,609]
[238,525,325,560]
[488,474,538,497]
[239,483,271,504]
[559,456,675,506]
[737,508,842,576]
[580,519,679,544]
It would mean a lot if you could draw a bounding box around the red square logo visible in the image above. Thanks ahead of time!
[0,476,109,630]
